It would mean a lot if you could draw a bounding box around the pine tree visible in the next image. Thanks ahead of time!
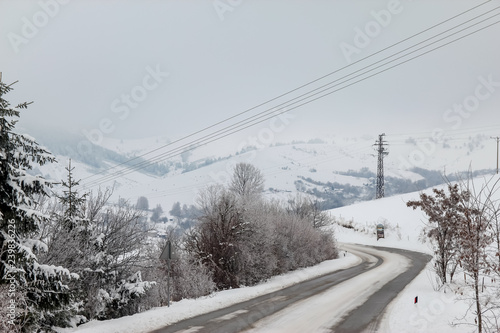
[42,160,91,326]
[151,204,163,222]
[170,201,182,218]
[0,78,74,331]
[136,196,149,211]
[57,159,87,230]
[47,177,155,321]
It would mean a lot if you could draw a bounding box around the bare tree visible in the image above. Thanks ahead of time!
[454,174,500,333]
[407,184,462,284]
[274,199,337,271]
[485,182,500,274]
[287,195,332,229]
[236,200,278,285]
[229,163,265,199]
[186,173,338,292]
[187,185,244,289]
[407,173,500,332]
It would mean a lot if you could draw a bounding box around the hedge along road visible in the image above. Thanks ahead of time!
[150,244,431,333]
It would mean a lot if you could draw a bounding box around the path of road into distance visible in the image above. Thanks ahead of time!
[151,244,431,333]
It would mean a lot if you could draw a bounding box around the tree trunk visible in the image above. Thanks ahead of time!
[474,272,482,333]
[496,222,500,272]
[438,245,447,284]
[440,258,447,284]
[449,259,459,283]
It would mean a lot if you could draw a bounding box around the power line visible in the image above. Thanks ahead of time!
[82,12,499,188]
[81,22,500,191]
[77,4,500,191]
[78,0,494,186]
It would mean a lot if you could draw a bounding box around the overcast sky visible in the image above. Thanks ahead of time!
[2,0,500,150]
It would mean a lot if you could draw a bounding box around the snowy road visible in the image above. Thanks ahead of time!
[150,244,430,333]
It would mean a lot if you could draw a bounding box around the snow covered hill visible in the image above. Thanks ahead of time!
[31,129,497,212]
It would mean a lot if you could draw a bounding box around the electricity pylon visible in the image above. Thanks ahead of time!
[374,133,389,199]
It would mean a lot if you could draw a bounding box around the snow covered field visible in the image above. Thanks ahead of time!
[59,175,500,333]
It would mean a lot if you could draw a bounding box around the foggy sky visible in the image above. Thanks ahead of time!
[2,0,500,150]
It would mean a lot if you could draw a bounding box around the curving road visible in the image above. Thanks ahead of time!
[150,244,431,333]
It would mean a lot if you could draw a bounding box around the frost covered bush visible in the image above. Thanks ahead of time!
[333,216,355,229]
[139,238,216,309]
[39,170,156,325]
[186,185,243,289]
[103,271,156,318]
[237,202,278,286]
[71,192,154,321]
[272,205,337,272]
[171,255,216,301]
[186,163,338,290]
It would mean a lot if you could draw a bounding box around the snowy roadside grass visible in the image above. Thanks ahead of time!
[57,252,360,333]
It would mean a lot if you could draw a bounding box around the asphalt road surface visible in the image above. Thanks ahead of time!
[150,244,431,333]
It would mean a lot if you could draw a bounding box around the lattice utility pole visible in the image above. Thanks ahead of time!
[492,136,499,174]
[374,133,389,199]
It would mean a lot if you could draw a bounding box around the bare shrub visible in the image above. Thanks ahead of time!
[186,164,338,292]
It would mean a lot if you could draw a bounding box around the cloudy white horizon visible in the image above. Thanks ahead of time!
[2,0,500,154]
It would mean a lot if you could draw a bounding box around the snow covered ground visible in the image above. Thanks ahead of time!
[59,175,500,333]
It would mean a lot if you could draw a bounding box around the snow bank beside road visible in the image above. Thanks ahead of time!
[59,252,360,333]
[246,244,411,333]
[379,260,471,333]
[328,190,432,254]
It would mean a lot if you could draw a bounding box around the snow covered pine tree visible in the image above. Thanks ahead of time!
[0,78,75,332]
